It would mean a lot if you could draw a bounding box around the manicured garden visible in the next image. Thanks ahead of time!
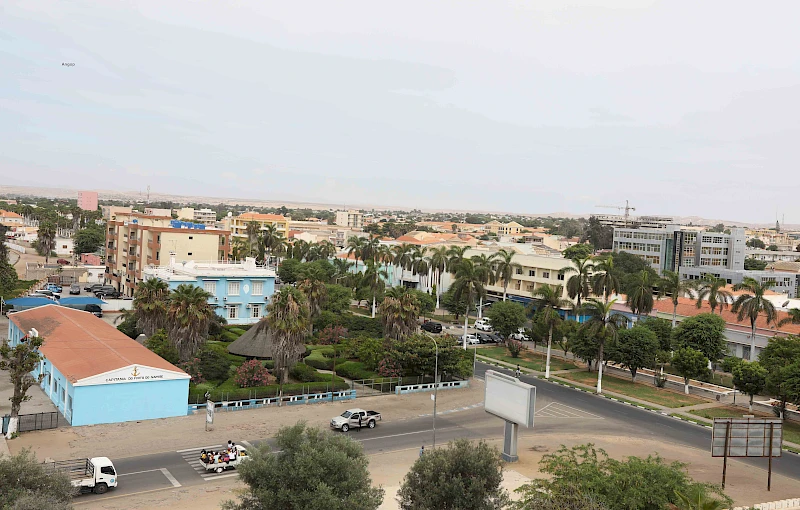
[556,370,707,408]
[477,346,578,372]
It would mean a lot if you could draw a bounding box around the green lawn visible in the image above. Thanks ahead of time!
[478,346,577,372]
[686,407,800,445]
[557,370,707,408]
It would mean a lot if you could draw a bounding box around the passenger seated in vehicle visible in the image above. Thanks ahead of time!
[200,450,208,463]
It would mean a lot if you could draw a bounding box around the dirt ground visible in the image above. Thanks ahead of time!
[8,381,487,460]
[74,433,800,510]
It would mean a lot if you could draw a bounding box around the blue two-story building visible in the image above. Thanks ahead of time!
[143,257,276,325]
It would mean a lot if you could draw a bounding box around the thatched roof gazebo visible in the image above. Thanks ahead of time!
[227,319,274,359]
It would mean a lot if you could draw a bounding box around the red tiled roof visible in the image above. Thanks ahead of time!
[652,297,800,336]
[237,213,287,221]
[9,305,186,383]
[0,210,22,218]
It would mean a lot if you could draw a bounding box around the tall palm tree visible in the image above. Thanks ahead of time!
[266,286,311,401]
[694,274,733,315]
[427,246,449,309]
[231,238,249,261]
[778,308,800,327]
[333,258,354,283]
[362,236,380,265]
[245,220,261,257]
[378,288,419,341]
[492,248,521,302]
[37,220,56,264]
[471,253,497,318]
[531,284,573,379]
[260,224,281,264]
[392,243,413,287]
[298,278,328,322]
[167,284,214,360]
[580,298,626,393]
[562,256,594,308]
[133,278,170,337]
[590,256,620,303]
[363,261,389,318]
[451,258,486,349]
[447,245,469,274]
[271,236,288,266]
[625,270,656,318]
[291,239,310,261]
[410,246,429,291]
[346,236,366,269]
[658,270,695,327]
[732,277,778,361]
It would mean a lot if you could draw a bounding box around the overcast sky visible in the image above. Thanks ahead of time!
[2,1,799,222]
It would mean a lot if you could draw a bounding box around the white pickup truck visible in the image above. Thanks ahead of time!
[202,445,250,473]
[330,408,382,432]
[43,457,118,494]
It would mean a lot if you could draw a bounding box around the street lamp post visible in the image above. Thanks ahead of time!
[431,336,439,449]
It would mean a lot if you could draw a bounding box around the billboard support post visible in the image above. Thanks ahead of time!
[484,370,535,464]
[502,421,519,462]
[768,422,774,491]
[721,420,730,488]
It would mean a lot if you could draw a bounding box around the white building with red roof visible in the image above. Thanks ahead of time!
[7,305,190,426]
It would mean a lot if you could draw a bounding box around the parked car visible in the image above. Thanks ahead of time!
[510,328,529,341]
[56,259,70,265]
[94,286,121,299]
[31,289,60,300]
[85,283,105,292]
[474,318,492,332]
[461,333,480,345]
[47,284,63,293]
[486,332,503,344]
[421,321,443,333]
[69,283,81,295]
[330,409,382,432]
[476,332,502,344]
[85,304,103,317]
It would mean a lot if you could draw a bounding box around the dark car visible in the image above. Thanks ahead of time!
[421,321,443,334]
[85,304,103,317]
[69,283,81,295]
[56,259,70,265]
[94,286,121,299]
[85,283,104,292]
[486,333,503,344]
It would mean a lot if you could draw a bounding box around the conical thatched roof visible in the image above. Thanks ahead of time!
[227,320,274,359]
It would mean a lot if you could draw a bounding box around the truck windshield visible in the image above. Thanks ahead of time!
[341,411,352,418]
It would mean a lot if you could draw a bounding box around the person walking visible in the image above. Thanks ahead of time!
[357,414,363,431]
[515,365,521,379]
[419,445,425,457]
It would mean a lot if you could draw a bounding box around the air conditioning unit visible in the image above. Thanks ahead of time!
[246,304,252,309]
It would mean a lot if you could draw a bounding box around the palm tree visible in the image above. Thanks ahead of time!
[673,486,727,510]
[732,277,778,362]
[493,248,521,302]
[451,258,486,349]
[231,238,249,261]
[659,270,695,327]
[316,240,336,260]
[447,245,469,274]
[580,298,626,393]
[531,284,573,379]
[410,246,429,291]
[260,224,281,264]
[245,220,261,257]
[271,237,288,266]
[364,261,389,318]
[133,278,169,337]
[291,239,310,261]
[346,236,366,269]
[392,243,414,287]
[625,270,656,318]
[333,258,354,283]
[778,308,800,327]
[298,278,328,323]
[266,286,311,401]
[427,246,449,309]
[362,236,380,265]
[378,288,419,341]
[472,253,497,318]
[590,256,620,303]
[37,220,56,264]
[694,274,733,315]
[167,284,214,360]
[562,256,594,308]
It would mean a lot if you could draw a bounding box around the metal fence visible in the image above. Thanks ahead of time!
[1,412,62,434]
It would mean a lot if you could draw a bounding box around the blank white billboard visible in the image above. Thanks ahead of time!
[484,370,536,428]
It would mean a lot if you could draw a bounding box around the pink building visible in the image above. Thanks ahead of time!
[80,253,103,265]
[77,191,98,211]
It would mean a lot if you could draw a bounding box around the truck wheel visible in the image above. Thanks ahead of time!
[368,420,376,429]
[341,424,349,432]
[93,483,108,495]
[216,467,224,473]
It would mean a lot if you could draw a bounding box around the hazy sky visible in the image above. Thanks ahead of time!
[2,1,799,222]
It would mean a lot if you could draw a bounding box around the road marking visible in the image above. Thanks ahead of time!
[534,402,604,420]
[355,427,459,442]
[160,468,181,487]
[240,440,255,449]
[118,468,165,476]
[72,487,177,505]
[176,445,222,453]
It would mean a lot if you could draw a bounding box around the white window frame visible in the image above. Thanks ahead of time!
[251,304,261,319]
[203,280,217,294]
[228,281,240,296]
[251,280,264,296]
[227,305,239,319]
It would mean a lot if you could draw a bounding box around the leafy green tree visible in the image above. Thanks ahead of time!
[278,258,303,283]
[515,444,730,510]
[398,438,509,510]
[0,449,75,510]
[658,270,695,327]
[732,361,767,412]
[143,329,180,364]
[732,277,778,361]
[0,225,18,295]
[531,284,572,379]
[638,317,673,352]
[759,335,800,419]
[693,275,732,315]
[581,216,613,250]
[746,238,766,249]
[608,325,658,381]
[672,347,709,394]
[0,335,44,438]
[562,243,593,261]
[608,250,652,277]
[408,289,436,315]
[441,286,468,320]
[167,284,214,360]
[486,301,526,339]
[115,309,141,338]
[363,261,388,318]
[744,258,768,271]
[223,423,383,510]
[73,225,105,254]
[767,244,779,251]
[427,245,450,308]
[298,277,328,321]
[321,284,354,314]
[391,334,472,379]
[672,313,727,363]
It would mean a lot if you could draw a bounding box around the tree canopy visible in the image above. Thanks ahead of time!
[486,301,527,339]
[223,422,383,510]
[608,325,659,381]
[0,449,75,510]
[672,313,727,362]
[562,243,594,261]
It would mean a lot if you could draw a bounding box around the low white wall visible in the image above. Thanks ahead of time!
[4,242,26,254]
[99,299,134,312]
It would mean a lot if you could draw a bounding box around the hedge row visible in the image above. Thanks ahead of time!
[334,361,376,381]
[189,380,350,402]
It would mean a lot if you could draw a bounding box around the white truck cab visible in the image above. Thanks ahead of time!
[44,456,118,495]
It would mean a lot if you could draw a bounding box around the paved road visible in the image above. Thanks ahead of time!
[74,361,800,503]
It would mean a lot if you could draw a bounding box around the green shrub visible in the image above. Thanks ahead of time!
[189,380,349,402]
[264,360,275,369]
[203,341,246,366]
[221,330,240,342]
[335,361,376,380]
[144,329,179,364]
[289,363,329,383]
[197,348,233,381]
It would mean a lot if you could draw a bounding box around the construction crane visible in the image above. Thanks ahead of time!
[595,200,636,226]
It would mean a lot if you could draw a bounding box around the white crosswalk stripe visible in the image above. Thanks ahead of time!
[178,445,242,480]
[535,402,604,420]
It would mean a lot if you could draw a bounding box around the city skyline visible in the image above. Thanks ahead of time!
[2,1,800,223]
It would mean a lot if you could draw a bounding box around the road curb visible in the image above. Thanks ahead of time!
[476,359,800,457]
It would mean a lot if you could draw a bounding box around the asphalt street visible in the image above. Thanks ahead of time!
[73,361,800,503]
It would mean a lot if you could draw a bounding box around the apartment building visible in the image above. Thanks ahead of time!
[77,191,98,211]
[0,210,24,227]
[143,257,275,325]
[226,212,290,240]
[193,208,217,226]
[105,213,230,296]
[101,205,133,221]
[483,221,524,236]
[613,225,746,275]
[597,214,674,229]
[746,249,800,263]
[680,267,800,298]
[335,209,364,229]
[144,207,172,217]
